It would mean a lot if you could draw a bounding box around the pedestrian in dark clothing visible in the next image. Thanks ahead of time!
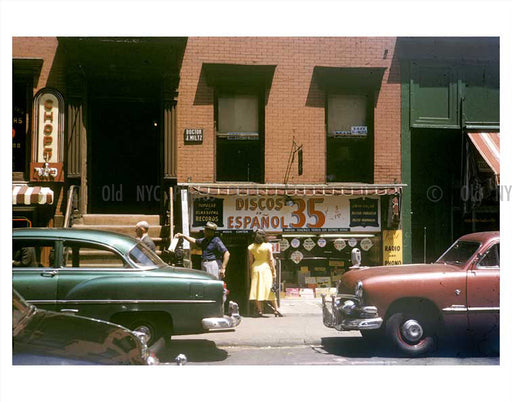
[13,246,37,267]
[175,221,230,279]
[135,220,156,252]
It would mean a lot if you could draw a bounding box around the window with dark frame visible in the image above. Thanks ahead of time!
[62,241,127,268]
[326,92,374,183]
[12,81,29,175]
[216,91,264,182]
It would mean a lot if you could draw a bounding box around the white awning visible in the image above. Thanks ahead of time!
[12,185,54,205]
[467,132,500,183]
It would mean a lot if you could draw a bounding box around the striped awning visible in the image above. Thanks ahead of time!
[184,183,405,197]
[467,132,500,182]
[12,185,54,205]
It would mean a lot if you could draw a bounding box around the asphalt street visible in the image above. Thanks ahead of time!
[156,298,500,365]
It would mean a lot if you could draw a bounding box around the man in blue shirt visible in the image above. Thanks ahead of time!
[175,221,230,279]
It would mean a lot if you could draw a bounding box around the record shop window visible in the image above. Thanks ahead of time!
[216,91,264,182]
[326,93,374,183]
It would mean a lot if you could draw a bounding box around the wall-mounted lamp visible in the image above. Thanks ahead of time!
[285,195,295,207]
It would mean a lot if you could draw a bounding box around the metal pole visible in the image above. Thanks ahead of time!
[423,226,427,263]
[169,186,174,239]
[277,259,281,308]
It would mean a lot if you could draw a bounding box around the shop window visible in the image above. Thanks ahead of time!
[12,82,29,176]
[13,59,42,181]
[326,93,374,183]
[216,92,264,182]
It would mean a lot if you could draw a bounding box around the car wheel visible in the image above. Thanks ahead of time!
[385,312,436,356]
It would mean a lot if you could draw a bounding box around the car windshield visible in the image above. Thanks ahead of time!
[128,243,167,268]
[436,240,481,266]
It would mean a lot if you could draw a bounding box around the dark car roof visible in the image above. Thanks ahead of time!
[13,227,139,254]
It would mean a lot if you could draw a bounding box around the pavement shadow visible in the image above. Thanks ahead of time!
[320,335,500,359]
[158,339,229,363]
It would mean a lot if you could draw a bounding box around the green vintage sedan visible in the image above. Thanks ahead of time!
[12,228,241,345]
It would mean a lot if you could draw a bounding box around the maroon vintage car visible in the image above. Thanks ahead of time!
[322,231,499,356]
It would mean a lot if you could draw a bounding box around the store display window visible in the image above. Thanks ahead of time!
[275,234,382,297]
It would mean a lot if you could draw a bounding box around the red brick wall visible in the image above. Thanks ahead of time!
[176,37,401,184]
[12,37,64,92]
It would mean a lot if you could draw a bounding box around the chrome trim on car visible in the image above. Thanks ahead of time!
[28,299,217,305]
[201,301,241,330]
[442,305,468,313]
[443,305,500,313]
[340,317,383,330]
[321,294,382,331]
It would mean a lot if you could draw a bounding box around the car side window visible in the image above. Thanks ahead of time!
[62,241,128,268]
[12,239,56,268]
[477,243,500,269]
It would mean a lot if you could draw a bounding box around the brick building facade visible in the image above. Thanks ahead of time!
[176,37,401,184]
[13,36,406,311]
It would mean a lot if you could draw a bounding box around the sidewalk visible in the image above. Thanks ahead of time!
[172,298,358,347]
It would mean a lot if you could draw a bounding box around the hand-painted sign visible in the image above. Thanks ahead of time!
[383,230,403,265]
[184,129,203,143]
[191,195,380,232]
[31,89,64,182]
[192,198,224,227]
[349,198,379,228]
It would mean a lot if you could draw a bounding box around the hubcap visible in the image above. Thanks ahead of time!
[401,319,423,343]
[133,325,152,344]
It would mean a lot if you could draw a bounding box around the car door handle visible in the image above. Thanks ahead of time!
[41,270,57,277]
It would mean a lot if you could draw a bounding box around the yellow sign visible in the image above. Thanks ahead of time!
[383,230,403,265]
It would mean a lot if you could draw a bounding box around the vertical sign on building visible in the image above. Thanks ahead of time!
[31,89,65,182]
[383,229,403,265]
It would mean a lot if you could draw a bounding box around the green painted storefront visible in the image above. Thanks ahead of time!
[398,38,499,263]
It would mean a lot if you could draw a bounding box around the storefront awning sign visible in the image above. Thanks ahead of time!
[188,190,386,232]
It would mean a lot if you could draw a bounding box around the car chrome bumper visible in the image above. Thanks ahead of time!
[201,301,242,330]
[322,294,383,331]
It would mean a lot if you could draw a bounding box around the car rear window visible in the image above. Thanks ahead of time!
[436,240,481,266]
[128,243,166,268]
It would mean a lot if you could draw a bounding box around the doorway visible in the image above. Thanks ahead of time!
[88,99,161,214]
[220,233,251,315]
[410,129,463,263]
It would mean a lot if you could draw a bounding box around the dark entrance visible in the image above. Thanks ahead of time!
[221,233,251,315]
[410,129,464,263]
[89,97,160,214]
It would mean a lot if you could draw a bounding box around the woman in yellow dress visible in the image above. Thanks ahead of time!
[248,229,282,317]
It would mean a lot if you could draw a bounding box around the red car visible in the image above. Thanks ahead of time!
[322,231,499,356]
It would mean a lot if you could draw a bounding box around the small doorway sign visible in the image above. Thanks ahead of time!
[184,128,203,144]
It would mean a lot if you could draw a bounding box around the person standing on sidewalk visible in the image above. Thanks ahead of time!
[135,221,156,252]
[248,229,282,317]
[175,221,230,280]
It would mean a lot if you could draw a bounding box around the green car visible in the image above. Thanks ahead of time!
[12,228,241,345]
